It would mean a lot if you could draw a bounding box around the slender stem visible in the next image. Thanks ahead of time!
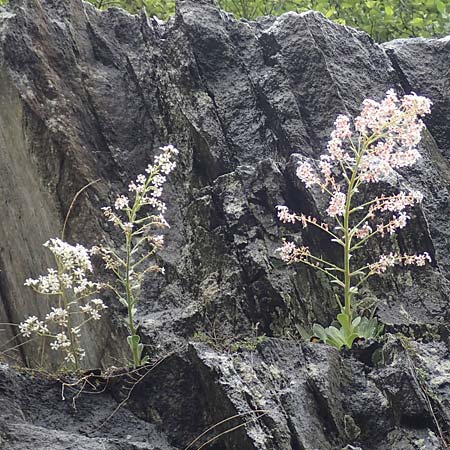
[343,199,352,317]
[125,230,140,368]
[57,258,79,370]
[307,254,345,274]
[132,249,157,271]
[125,232,136,337]
[342,141,366,319]
[296,214,344,245]
[296,257,345,287]
[355,271,376,288]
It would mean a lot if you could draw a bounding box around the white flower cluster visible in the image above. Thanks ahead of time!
[369,252,432,274]
[100,145,177,283]
[45,307,68,325]
[25,238,99,295]
[128,144,179,214]
[114,195,129,210]
[25,268,60,294]
[80,298,108,320]
[19,316,49,337]
[103,145,178,237]
[276,91,433,303]
[20,238,107,369]
[277,90,431,247]
[277,240,311,264]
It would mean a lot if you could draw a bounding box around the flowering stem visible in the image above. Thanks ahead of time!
[278,91,432,349]
[57,259,79,371]
[125,229,140,368]
[343,165,358,318]
[342,137,367,319]
[296,214,344,245]
[297,258,345,286]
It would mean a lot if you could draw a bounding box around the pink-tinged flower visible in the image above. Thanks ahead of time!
[276,205,296,224]
[386,212,409,235]
[371,251,431,274]
[327,137,346,161]
[390,149,421,168]
[331,115,352,140]
[296,161,320,187]
[354,89,430,143]
[372,191,423,213]
[326,191,346,217]
[297,214,329,231]
[355,223,372,239]
[382,192,413,212]
[277,240,297,263]
[370,253,399,274]
[319,156,332,178]
[397,121,425,148]
[403,252,432,266]
[299,214,309,228]
[401,93,432,116]
[372,140,394,158]
[276,240,311,263]
[359,154,393,183]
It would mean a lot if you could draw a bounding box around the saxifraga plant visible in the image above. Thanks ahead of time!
[277,90,432,349]
[20,239,107,370]
[20,146,177,370]
[94,144,178,367]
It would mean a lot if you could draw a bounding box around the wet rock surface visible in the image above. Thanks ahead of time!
[0,0,449,449]
[0,363,175,450]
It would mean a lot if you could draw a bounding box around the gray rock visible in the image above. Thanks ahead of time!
[0,364,175,450]
[0,0,449,449]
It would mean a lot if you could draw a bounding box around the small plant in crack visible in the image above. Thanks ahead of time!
[93,144,178,367]
[276,90,432,349]
[19,145,178,370]
[20,238,107,370]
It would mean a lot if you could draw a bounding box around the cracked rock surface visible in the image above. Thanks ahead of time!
[0,0,449,449]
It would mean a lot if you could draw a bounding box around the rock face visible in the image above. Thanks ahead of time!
[0,0,449,449]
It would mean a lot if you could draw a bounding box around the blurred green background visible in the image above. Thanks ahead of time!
[1,0,450,42]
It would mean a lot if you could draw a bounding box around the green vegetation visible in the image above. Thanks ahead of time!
[1,0,447,42]
[88,0,175,19]
[217,0,450,42]
[86,0,450,42]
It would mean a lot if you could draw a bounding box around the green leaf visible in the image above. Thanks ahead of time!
[385,4,394,16]
[410,17,425,27]
[437,0,446,14]
[127,334,141,348]
[324,327,346,349]
[325,8,336,18]
[337,312,351,332]
[312,323,328,342]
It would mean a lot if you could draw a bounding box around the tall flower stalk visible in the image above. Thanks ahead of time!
[277,90,432,349]
[95,145,178,367]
